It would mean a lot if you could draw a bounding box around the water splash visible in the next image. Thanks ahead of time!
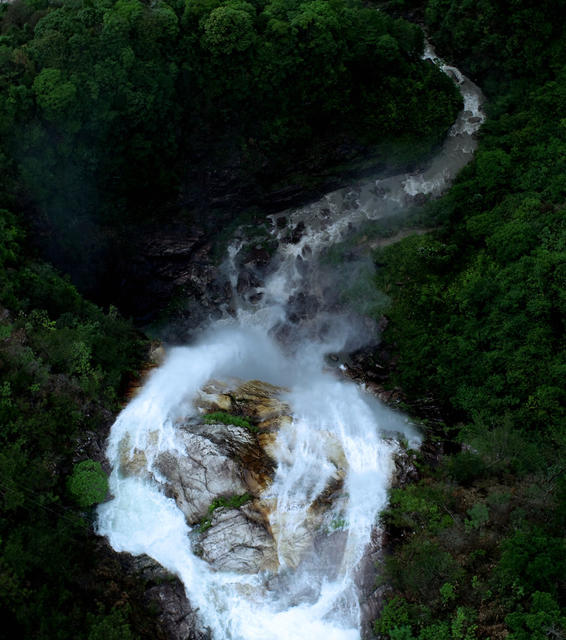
[98,327,415,639]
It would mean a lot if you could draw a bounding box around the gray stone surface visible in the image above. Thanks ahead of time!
[197,504,278,573]
[155,427,250,524]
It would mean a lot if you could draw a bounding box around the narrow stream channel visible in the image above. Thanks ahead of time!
[97,46,485,640]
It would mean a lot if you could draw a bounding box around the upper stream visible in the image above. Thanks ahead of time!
[97,46,485,640]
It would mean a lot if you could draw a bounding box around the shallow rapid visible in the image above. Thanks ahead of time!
[97,46,485,640]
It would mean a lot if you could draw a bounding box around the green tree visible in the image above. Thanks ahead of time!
[67,460,109,508]
[201,4,256,55]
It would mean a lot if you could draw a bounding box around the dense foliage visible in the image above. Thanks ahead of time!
[371,1,566,637]
[0,0,460,299]
[0,207,154,638]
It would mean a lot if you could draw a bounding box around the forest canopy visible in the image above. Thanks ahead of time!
[0,0,461,298]
[370,1,566,638]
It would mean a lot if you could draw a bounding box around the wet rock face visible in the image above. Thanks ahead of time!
[195,378,292,426]
[154,378,293,574]
[284,220,306,244]
[236,268,261,295]
[196,504,278,573]
[391,448,419,489]
[155,428,251,524]
[116,374,352,628]
[287,291,320,323]
[117,378,291,574]
[109,224,225,328]
[152,379,293,527]
[146,579,212,640]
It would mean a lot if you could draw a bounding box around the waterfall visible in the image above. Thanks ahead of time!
[97,46,485,640]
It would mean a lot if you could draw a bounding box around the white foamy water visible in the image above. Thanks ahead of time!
[98,327,417,639]
[97,47,484,640]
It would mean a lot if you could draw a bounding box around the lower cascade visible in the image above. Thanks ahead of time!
[97,45,484,640]
[97,327,419,639]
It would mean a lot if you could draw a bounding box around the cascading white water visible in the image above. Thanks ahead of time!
[97,46,485,640]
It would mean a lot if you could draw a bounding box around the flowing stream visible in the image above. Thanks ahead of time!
[97,46,485,640]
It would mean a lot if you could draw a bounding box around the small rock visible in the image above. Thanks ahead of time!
[129,554,175,584]
[244,245,271,268]
[284,221,306,244]
[248,291,264,304]
[236,269,260,295]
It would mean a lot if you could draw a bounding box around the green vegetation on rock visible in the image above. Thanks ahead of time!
[204,411,258,432]
[199,493,252,532]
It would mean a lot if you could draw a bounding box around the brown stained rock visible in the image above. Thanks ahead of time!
[257,432,278,460]
[242,468,269,495]
[234,379,289,398]
[311,476,345,509]
[254,497,276,529]
[257,415,292,432]
[119,434,150,477]
[193,391,233,414]
[195,378,291,426]
[228,380,291,423]
[235,396,290,423]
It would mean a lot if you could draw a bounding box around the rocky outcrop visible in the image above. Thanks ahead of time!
[113,373,360,639]
[116,378,291,576]
[356,526,391,640]
[146,579,212,640]
[194,378,291,427]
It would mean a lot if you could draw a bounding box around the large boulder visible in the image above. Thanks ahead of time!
[117,377,349,577]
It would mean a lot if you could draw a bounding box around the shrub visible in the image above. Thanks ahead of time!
[506,591,566,640]
[208,493,251,512]
[67,459,109,508]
